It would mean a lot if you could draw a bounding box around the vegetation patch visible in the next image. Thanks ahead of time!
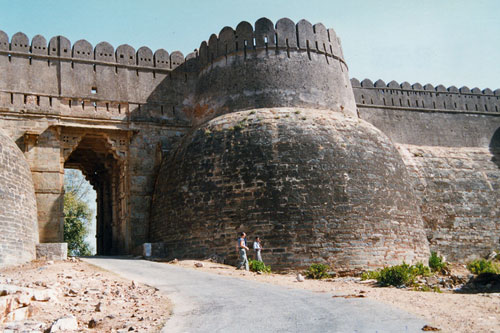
[249,259,271,273]
[305,263,331,279]
[467,259,500,275]
[429,251,447,272]
[361,261,431,287]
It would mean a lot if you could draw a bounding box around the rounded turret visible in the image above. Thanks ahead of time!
[185,18,356,125]
[0,129,38,267]
[150,108,430,271]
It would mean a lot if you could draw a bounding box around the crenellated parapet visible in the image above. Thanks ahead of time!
[0,30,201,125]
[188,17,356,123]
[0,30,194,71]
[196,17,345,69]
[351,78,500,114]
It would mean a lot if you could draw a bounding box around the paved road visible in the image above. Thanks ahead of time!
[82,257,427,333]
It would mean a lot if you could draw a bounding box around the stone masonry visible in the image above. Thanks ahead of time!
[0,128,38,267]
[0,17,498,270]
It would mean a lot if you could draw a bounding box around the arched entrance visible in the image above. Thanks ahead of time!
[61,126,131,255]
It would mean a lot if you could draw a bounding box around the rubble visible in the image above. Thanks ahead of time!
[0,259,171,332]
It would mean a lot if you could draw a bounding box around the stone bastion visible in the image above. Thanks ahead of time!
[150,18,430,271]
[0,17,498,270]
[0,128,38,267]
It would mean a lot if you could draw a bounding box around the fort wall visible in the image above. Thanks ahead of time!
[352,79,500,260]
[0,128,38,267]
[351,78,500,147]
[188,18,355,124]
[0,17,498,267]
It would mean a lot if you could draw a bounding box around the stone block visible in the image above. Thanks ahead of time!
[36,243,67,261]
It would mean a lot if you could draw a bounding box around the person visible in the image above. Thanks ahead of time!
[236,232,249,271]
[253,236,263,262]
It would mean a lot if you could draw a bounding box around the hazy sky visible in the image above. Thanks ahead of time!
[0,0,498,89]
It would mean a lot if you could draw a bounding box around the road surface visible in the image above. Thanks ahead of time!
[82,257,427,333]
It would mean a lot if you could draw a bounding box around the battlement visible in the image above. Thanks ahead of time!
[0,30,194,72]
[196,17,345,70]
[352,78,500,114]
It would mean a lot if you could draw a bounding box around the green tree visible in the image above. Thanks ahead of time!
[64,170,93,256]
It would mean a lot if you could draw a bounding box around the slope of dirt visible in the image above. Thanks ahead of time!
[0,258,171,332]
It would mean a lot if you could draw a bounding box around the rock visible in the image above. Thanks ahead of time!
[95,302,102,312]
[487,251,498,260]
[425,276,439,286]
[50,315,78,332]
[422,324,440,331]
[131,280,137,289]
[171,259,178,264]
[296,274,305,282]
[3,305,38,322]
[194,262,204,268]
[359,279,377,284]
[88,318,97,328]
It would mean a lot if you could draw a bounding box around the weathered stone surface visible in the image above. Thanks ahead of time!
[0,18,498,269]
[398,145,500,262]
[150,108,430,271]
[49,315,78,332]
[0,128,38,268]
[36,243,67,261]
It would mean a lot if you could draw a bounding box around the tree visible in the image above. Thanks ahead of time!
[64,170,94,256]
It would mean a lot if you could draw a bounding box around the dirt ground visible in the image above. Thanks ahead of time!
[173,259,500,333]
[0,259,171,332]
[2,258,499,332]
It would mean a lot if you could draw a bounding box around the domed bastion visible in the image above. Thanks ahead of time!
[150,18,430,272]
[0,128,38,268]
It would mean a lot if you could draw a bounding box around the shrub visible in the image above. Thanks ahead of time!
[305,263,331,279]
[411,262,431,277]
[467,259,500,275]
[428,251,446,272]
[249,260,271,273]
[361,270,380,281]
[377,262,416,287]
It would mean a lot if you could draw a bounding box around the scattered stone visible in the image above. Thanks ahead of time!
[332,294,366,298]
[194,262,204,268]
[296,274,305,282]
[422,324,440,331]
[487,251,497,260]
[50,315,78,332]
[95,302,102,312]
[88,318,97,328]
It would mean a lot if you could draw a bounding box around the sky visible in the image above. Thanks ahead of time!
[0,0,498,89]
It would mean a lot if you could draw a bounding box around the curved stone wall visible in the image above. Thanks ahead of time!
[150,108,430,272]
[0,128,38,267]
[187,18,356,125]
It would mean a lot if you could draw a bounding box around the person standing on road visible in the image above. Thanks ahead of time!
[253,236,263,263]
[236,232,249,271]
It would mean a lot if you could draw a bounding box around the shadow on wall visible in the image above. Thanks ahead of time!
[490,127,500,169]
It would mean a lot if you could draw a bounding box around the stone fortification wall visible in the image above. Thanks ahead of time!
[352,78,500,147]
[0,128,38,267]
[398,145,499,261]
[352,78,500,261]
[0,30,196,125]
[186,18,355,124]
[150,109,430,272]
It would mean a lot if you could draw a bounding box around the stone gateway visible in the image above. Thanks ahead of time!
[0,18,498,270]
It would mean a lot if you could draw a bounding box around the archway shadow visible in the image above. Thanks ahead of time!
[490,127,500,169]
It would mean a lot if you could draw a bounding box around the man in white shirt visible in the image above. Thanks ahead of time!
[253,236,263,262]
